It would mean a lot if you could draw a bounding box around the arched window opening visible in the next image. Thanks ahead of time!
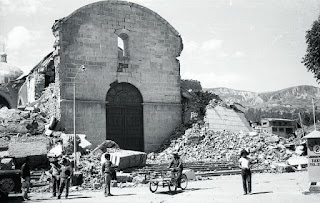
[117,33,129,58]
[118,37,124,57]
[117,33,129,72]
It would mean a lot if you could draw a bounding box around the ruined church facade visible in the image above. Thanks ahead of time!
[51,1,183,152]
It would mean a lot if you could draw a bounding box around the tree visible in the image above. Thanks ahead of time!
[302,15,320,81]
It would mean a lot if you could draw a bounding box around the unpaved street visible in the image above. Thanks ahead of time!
[4,171,320,203]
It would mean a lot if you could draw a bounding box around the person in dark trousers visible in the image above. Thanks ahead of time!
[168,152,183,188]
[101,153,114,197]
[58,158,72,199]
[239,149,252,195]
[21,157,31,200]
[49,158,61,197]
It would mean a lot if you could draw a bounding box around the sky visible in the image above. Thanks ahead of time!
[0,0,320,92]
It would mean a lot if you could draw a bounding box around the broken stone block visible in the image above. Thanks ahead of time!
[183,169,196,180]
[78,134,92,149]
[104,150,146,170]
[48,117,57,130]
[92,140,120,154]
[45,129,53,136]
[47,144,63,157]
[9,141,48,158]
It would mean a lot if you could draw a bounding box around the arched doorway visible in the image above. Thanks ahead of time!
[0,94,10,109]
[106,82,144,151]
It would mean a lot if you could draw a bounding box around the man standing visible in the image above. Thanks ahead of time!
[49,158,61,197]
[101,153,114,197]
[58,158,72,199]
[239,149,252,195]
[21,157,31,200]
[169,152,183,188]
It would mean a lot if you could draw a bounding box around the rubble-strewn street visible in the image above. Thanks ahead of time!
[3,172,320,203]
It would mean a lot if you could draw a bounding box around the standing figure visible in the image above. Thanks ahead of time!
[21,157,31,200]
[49,158,61,197]
[168,152,183,188]
[239,149,252,195]
[101,153,114,197]
[58,158,72,199]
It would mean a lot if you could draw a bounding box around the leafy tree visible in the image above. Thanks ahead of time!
[302,15,320,81]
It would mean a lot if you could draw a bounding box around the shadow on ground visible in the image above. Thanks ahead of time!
[105,193,136,197]
[29,194,93,202]
[250,191,273,195]
[154,187,215,195]
[1,196,24,203]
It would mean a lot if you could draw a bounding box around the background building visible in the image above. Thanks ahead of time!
[42,1,183,152]
[0,52,23,108]
[260,118,299,138]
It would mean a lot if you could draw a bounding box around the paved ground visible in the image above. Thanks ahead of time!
[4,171,320,203]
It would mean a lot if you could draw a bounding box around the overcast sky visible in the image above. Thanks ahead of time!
[0,0,320,92]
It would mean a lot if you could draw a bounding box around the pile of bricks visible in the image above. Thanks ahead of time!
[37,83,60,120]
[0,106,50,154]
[0,107,49,136]
[147,123,303,170]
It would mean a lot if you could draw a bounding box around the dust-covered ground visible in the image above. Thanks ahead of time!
[4,171,320,203]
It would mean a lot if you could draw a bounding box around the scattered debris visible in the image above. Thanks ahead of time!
[147,123,305,171]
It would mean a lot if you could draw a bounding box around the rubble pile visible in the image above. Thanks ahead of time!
[0,107,49,136]
[147,123,304,170]
[37,83,60,120]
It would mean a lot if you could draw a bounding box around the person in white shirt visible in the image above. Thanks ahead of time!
[239,149,252,195]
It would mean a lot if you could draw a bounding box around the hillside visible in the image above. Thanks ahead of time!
[205,85,320,124]
[205,85,320,108]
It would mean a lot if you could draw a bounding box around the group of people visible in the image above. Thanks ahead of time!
[168,149,252,195]
[101,150,252,197]
[20,156,73,201]
[20,149,252,201]
[48,156,73,199]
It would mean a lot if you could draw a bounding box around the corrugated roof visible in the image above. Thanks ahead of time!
[29,51,54,74]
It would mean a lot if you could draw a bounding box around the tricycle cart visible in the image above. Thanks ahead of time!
[149,170,188,193]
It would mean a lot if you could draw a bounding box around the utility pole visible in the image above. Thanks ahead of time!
[298,112,304,138]
[312,98,316,131]
[73,65,86,171]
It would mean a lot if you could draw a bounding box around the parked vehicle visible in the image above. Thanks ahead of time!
[0,169,22,199]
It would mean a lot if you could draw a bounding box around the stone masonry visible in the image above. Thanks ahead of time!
[52,1,183,152]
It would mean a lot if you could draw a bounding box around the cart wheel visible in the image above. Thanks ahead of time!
[168,181,177,192]
[180,174,188,190]
[149,181,158,193]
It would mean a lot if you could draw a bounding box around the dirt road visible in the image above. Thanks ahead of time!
[4,171,320,203]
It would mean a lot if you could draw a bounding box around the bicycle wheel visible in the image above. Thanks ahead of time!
[149,181,158,193]
[168,181,177,192]
[180,174,188,190]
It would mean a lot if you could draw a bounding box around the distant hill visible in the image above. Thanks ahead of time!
[204,85,320,125]
[205,85,320,108]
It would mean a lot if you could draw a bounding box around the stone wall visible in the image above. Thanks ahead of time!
[206,106,252,132]
[52,1,183,151]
